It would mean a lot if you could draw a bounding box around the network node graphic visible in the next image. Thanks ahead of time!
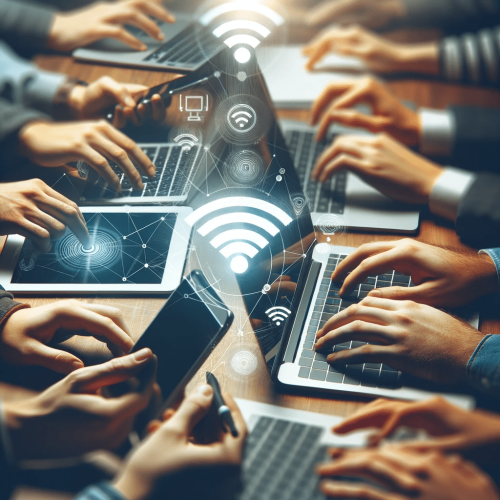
[265,306,291,327]
[185,196,292,274]
[227,104,257,133]
[291,195,307,215]
[316,214,346,242]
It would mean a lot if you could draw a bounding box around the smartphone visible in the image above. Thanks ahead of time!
[129,270,233,432]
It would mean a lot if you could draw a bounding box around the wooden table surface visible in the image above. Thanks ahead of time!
[3,44,500,499]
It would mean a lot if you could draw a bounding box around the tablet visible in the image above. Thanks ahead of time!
[0,206,193,294]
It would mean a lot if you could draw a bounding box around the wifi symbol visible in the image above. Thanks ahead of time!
[174,133,199,151]
[228,104,256,133]
[233,111,251,128]
[266,306,291,327]
[200,2,285,64]
[185,196,292,274]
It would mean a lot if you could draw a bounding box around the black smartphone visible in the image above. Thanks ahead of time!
[129,270,233,432]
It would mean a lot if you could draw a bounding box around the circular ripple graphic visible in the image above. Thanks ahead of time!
[230,350,258,376]
[224,150,265,187]
[316,214,347,238]
[224,345,261,381]
[56,230,121,270]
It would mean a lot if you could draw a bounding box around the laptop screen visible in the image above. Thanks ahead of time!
[130,48,317,373]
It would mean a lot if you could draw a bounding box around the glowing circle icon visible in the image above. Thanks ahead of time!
[230,255,249,274]
[228,104,256,133]
[234,47,251,64]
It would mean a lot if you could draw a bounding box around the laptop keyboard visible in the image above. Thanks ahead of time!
[241,416,327,500]
[285,130,346,215]
[82,143,201,200]
[298,253,413,389]
[144,26,221,69]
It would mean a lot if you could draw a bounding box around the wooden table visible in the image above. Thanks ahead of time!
[3,48,500,500]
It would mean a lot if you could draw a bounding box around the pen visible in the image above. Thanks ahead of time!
[206,371,238,437]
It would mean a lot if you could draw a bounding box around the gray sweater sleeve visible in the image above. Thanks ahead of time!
[0,0,56,53]
[0,40,67,116]
[400,0,500,33]
[439,26,500,85]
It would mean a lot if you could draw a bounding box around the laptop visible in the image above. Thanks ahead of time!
[280,119,420,233]
[234,397,369,500]
[73,13,223,71]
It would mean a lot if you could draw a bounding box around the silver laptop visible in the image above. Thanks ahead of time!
[281,119,420,233]
[234,397,368,500]
[268,244,475,409]
[73,12,223,71]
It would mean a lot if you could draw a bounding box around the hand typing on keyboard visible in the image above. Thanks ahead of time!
[331,239,498,308]
[18,120,156,192]
[314,296,485,384]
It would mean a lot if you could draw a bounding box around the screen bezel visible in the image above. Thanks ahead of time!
[0,206,193,294]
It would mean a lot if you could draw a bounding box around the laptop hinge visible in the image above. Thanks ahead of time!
[283,260,322,364]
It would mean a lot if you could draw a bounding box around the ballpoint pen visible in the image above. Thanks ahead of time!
[206,371,238,437]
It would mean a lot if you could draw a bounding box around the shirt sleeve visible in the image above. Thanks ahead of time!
[0,285,30,328]
[428,167,477,221]
[467,334,500,394]
[74,482,127,500]
[0,40,67,116]
[479,248,500,291]
[419,108,456,157]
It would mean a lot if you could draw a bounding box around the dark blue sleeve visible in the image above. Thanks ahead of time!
[74,482,127,500]
[467,334,500,394]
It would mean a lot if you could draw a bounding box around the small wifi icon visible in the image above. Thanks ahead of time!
[266,306,291,327]
[185,196,292,274]
[174,133,199,151]
[200,2,285,63]
[233,110,251,128]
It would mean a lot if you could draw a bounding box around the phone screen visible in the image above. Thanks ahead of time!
[132,273,230,403]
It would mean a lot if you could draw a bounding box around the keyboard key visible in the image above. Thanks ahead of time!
[361,368,380,387]
[299,357,313,368]
[301,350,315,358]
[382,364,398,372]
[379,370,402,388]
[312,360,328,370]
[326,372,344,383]
[310,369,327,381]
[343,375,361,386]
[314,352,327,362]
[364,362,382,369]
[298,367,311,378]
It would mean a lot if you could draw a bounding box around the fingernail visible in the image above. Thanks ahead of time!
[140,44,147,51]
[157,32,165,40]
[73,360,84,369]
[134,348,151,362]
[198,384,213,397]
[369,289,382,297]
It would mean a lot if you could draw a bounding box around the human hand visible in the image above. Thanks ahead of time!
[331,239,498,307]
[311,78,421,144]
[0,300,135,374]
[18,120,155,191]
[306,0,405,29]
[113,385,247,500]
[112,93,167,128]
[47,0,175,52]
[318,446,500,500]
[2,349,156,460]
[315,297,485,384]
[332,397,500,453]
[0,179,90,252]
[311,133,443,204]
[303,26,439,75]
[68,76,147,120]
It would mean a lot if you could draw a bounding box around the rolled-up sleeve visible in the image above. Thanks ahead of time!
[74,482,127,500]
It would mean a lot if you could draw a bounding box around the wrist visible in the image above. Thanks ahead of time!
[421,161,444,202]
[398,43,440,75]
[113,470,153,500]
[67,84,86,119]
[17,121,50,158]
[47,13,70,52]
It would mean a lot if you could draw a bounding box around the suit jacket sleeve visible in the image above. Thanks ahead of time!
[399,0,500,33]
[456,173,500,247]
[0,0,56,54]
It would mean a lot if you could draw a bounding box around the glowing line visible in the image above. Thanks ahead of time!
[235,117,249,123]
[220,241,258,258]
[185,197,293,226]
[232,111,252,118]
[174,134,198,143]
[210,229,268,249]
[198,213,279,237]
[200,3,285,26]
[213,20,270,38]
[265,306,292,314]
[223,34,260,48]
[268,311,287,318]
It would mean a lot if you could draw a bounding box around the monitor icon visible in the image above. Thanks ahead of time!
[180,94,209,122]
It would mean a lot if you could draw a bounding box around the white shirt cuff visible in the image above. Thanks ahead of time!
[419,108,456,157]
[429,167,477,221]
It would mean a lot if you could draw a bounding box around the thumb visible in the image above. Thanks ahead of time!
[168,385,214,437]
[27,342,84,374]
[368,286,421,301]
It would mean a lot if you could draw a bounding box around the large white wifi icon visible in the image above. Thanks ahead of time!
[200,2,285,63]
[185,196,292,274]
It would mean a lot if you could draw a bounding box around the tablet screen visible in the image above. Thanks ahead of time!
[11,212,178,285]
